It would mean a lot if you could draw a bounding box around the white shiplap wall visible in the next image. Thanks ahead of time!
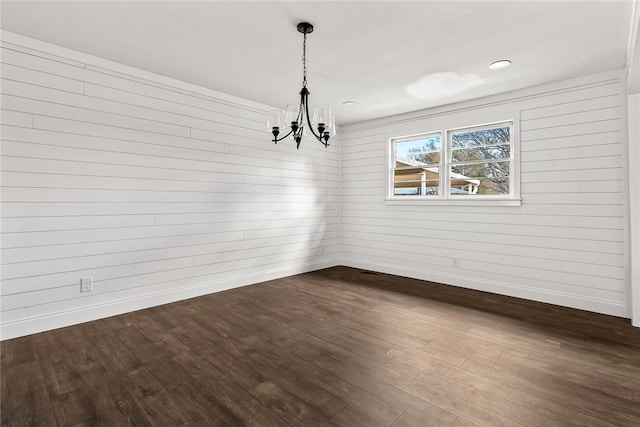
[340,70,629,318]
[629,93,640,326]
[0,31,340,339]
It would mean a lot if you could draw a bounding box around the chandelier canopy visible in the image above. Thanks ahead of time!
[267,22,335,149]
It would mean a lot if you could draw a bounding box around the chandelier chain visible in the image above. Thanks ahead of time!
[302,32,307,87]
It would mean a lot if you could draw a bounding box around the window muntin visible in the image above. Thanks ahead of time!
[389,121,516,201]
[451,144,511,163]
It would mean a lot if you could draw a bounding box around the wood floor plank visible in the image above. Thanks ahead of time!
[55,326,153,425]
[190,354,296,427]
[137,315,294,426]
[217,335,347,418]
[391,412,435,427]
[84,322,144,375]
[251,381,338,427]
[410,364,560,427]
[168,382,245,426]
[31,330,84,399]
[274,277,536,365]
[498,349,640,403]
[414,351,619,427]
[167,323,339,427]
[238,332,404,425]
[229,287,402,357]
[451,417,480,427]
[386,343,467,369]
[51,388,98,426]
[285,339,458,427]
[0,361,58,426]
[125,367,192,426]
[393,376,524,427]
[461,357,640,427]
[330,404,389,427]
[2,266,639,427]
[226,287,424,378]
[0,335,36,368]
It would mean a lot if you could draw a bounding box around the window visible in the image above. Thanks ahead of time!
[389,120,519,204]
[392,133,442,196]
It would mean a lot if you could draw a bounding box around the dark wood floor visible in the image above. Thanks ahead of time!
[2,266,640,427]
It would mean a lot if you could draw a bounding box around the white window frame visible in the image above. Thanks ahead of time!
[387,118,521,206]
[389,130,443,198]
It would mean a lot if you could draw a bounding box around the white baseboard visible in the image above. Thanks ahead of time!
[3,256,631,340]
[1,259,338,341]
[341,257,628,319]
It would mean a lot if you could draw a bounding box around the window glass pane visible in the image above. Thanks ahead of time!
[395,135,441,167]
[450,126,510,149]
[394,168,439,196]
[451,144,510,163]
[450,161,510,195]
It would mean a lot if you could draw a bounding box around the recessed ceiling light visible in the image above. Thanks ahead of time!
[489,60,511,70]
[342,100,356,106]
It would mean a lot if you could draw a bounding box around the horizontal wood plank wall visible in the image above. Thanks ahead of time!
[340,70,629,318]
[629,93,640,326]
[0,31,340,339]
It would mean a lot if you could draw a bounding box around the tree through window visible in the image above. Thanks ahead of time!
[449,124,511,196]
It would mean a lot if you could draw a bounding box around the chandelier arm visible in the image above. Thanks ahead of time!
[273,128,295,143]
[297,94,305,126]
[300,87,318,138]
[302,91,322,141]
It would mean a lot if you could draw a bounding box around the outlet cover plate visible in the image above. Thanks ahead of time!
[80,277,93,292]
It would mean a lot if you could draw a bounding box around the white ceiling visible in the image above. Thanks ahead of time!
[0,1,636,124]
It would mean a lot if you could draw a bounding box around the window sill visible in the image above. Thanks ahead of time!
[384,198,522,207]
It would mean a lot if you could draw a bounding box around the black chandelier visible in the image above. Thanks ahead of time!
[267,22,335,149]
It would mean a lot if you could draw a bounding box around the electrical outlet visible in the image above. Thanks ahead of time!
[80,277,93,293]
[453,257,461,267]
